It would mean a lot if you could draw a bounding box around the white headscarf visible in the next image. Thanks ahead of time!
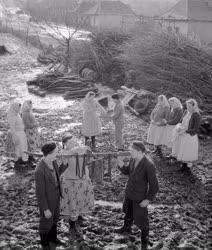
[7,101,21,119]
[21,100,32,113]
[168,97,183,109]
[186,99,199,113]
[158,95,170,108]
[82,91,96,110]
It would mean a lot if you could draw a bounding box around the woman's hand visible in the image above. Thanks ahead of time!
[44,209,52,219]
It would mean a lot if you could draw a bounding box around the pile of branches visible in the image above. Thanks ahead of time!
[27,72,97,99]
[118,28,212,115]
[37,31,129,85]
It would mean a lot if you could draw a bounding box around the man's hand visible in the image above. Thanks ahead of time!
[44,209,52,219]
[139,199,150,208]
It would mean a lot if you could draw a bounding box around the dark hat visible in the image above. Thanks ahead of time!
[62,133,73,144]
[132,141,146,153]
[41,142,56,156]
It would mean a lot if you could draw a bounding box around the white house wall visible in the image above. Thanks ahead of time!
[91,15,135,32]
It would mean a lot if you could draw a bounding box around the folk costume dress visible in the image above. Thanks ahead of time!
[22,101,41,152]
[60,146,94,220]
[172,111,201,162]
[163,107,183,148]
[5,102,28,161]
[147,104,170,146]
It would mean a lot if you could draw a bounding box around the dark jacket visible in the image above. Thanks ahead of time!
[167,107,183,125]
[35,159,68,213]
[120,155,159,202]
[186,112,201,136]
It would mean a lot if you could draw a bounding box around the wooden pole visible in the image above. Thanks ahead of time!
[24,150,131,158]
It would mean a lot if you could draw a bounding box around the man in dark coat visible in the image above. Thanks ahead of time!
[116,141,159,250]
[35,142,68,250]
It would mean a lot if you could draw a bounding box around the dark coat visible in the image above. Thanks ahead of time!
[120,155,159,230]
[186,112,201,136]
[35,159,68,233]
[35,159,67,213]
[167,107,183,125]
[120,155,159,202]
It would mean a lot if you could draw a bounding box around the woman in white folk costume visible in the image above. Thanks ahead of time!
[60,134,94,236]
[172,99,201,171]
[21,100,41,162]
[5,101,29,167]
[81,91,106,149]
[163,97,183,154]
[147,95,170,156]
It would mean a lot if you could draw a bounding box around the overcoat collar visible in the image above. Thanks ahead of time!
[41,159,58,187]
[130,155,147,175]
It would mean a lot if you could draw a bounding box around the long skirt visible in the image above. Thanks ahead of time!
[172,133,199,162]
[5,130,28,161]
[147,124,166,146]
[82,112,101,137]
[163,125,175,148]
[25,127,41,152]
[60,177,94,220]
[5,130,16,158]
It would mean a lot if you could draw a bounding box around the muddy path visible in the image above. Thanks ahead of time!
[0,34,211,250]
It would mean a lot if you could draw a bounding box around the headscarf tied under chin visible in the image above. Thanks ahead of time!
[22,100,32,113]
[82,91,96,110]
[7,102,21,119]
[158,95,170,108]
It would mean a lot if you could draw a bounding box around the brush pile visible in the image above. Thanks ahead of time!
[37,32,129,85]
[26,72,98,99]
[118,29,212,115]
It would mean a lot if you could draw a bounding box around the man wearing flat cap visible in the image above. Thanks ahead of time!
[115,141,159,250]
[35,142,68,250]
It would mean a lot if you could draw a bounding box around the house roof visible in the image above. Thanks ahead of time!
[161,0,212,21]
[77,0,135,16]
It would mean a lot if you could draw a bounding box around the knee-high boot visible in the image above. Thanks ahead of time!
[40,233,50,250]
[141,227,149,250]
[48,224,64,245]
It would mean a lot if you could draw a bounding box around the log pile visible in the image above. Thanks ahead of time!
[26,73,98,99]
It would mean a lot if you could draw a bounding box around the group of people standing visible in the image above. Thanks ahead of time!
[81,91,125,151]
[35,135,95,250]
[35,139,158,250]
[4,92,201,250]
[147,95,201,171]
[5,91,125,167]
[5,100,40,167]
